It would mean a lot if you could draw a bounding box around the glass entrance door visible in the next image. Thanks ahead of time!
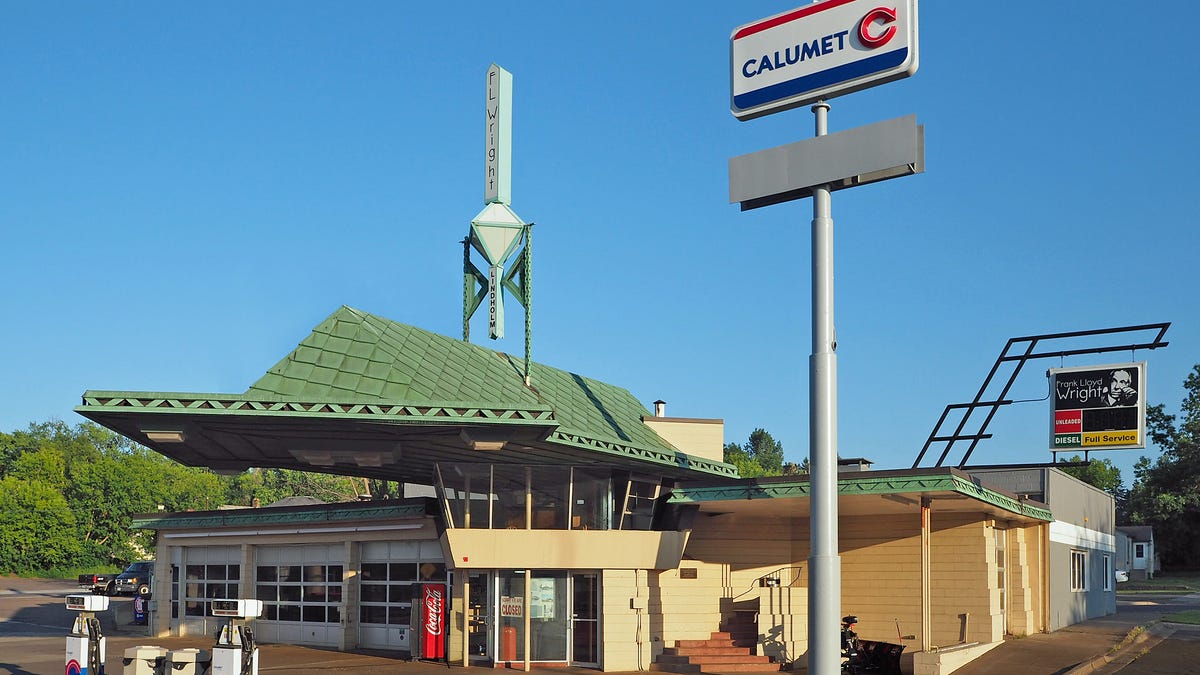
[571,573,600,666]
[467,572,493,663]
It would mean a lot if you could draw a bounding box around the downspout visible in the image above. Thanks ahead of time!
[523,569,531,672]
[1041,522,1051,631]
[462,574,471,668]
[921,497,932,653]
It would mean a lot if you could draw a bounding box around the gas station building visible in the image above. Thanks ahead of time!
[78,306,1117,672]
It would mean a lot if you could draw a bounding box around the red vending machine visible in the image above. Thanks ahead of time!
[415,583,447,661]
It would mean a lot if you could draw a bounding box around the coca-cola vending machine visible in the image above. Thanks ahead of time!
[415,583,447,661]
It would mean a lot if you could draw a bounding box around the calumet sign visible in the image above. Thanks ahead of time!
[731,0,918,120]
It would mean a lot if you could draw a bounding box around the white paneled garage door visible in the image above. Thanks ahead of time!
[254,544,346,647]
[358,540,445,651]
[178,546,241,638]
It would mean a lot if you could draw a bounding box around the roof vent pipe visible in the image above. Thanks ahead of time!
[653,400,666,418]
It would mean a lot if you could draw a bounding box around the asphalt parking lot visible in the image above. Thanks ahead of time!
[6,575,1200,675]
[1,576,614,675]
[0,576,436,674]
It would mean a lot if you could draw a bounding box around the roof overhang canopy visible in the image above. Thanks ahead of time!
[77,391,735,482]
[669,468,1053,524]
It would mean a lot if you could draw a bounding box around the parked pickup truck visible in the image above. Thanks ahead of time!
[112,560,155,596]
[77,572,115,595]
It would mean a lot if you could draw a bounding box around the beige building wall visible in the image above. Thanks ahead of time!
[678,503,1048,667]
[600,569,652,671]
[669,512,809,662]
[842,514,923,646]
[928,514,1002,646]
[641,417,724,463]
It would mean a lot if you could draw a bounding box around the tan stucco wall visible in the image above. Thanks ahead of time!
[441,529,689,570]
[677,504,1047,664]
[641,417,724,463]
[600,569,652,671]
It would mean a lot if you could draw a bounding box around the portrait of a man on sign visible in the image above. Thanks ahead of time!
[1104,369,1138,407]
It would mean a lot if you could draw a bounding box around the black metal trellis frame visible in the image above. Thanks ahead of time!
[912,323,1170,469]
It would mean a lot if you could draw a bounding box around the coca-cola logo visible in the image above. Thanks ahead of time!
[424,586,444,636]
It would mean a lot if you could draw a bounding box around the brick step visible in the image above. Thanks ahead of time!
[652,663,781,674]
[676,639,736,649]
[658,654,773,665]
[664,646,753,656]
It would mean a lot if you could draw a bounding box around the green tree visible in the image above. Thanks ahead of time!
[1057,455,1123,497]
[1125,364,1200,568]
[724,428,786,477]
[0,476,82,573]
[10,446,67,488]
[221,468,359,506]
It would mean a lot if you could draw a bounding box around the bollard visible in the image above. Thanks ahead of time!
[122,645,168,675]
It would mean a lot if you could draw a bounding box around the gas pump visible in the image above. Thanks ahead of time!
[210,599,262,675]
[66,594,109,675]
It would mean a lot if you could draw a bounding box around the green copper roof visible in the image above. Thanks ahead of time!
[77,306,738,479]
[247,306,685,457]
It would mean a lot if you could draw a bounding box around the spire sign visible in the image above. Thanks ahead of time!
[485,64,512,205]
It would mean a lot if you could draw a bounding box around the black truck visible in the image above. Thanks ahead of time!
[77,560,155,596]
[77,571,115,595]
[112,560,155,596]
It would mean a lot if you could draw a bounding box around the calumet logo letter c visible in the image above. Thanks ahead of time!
[858,7,898,48]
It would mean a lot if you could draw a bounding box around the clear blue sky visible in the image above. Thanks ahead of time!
[3,2,1196,487]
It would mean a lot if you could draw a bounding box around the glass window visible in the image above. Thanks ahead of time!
[493,466,528,529]
[182,563,241,620]
[1071,550,1087,592]
[571,468,612,530]
[359,555,445,626]
[256,561,341,625]
[530,467,569,530]
[530,571,568,661]
[1103,555,1113,592]
[361,563,387,581]
[466,464,492,528]
[360,605,387,624]
[389,563,417,581]
[499,571,526,661]
[419,563,446,581]
[616,475,661,530]
[436,463,626,530]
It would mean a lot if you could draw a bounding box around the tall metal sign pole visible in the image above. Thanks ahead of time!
[464,64,535,384]
[808,98,840,675]
[729,2,920,672]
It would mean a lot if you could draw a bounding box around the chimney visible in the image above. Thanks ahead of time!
[653,400,667,418]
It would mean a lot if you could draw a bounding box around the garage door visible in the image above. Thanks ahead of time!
[358,540,445,651]
[178,546,241,638]
[254,544,345,647]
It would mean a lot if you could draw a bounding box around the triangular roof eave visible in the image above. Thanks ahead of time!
[76,305,740,480]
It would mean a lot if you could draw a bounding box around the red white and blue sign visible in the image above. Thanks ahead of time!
[731,0,918,120]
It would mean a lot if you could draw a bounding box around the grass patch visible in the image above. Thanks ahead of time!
[1162,610,1200,625]
[1119,572,1200,593]
[4,564,121,581]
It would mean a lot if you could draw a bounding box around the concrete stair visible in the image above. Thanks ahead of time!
[652,631,780,674]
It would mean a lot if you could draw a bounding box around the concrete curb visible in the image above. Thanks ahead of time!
[1063,621,1175,674]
